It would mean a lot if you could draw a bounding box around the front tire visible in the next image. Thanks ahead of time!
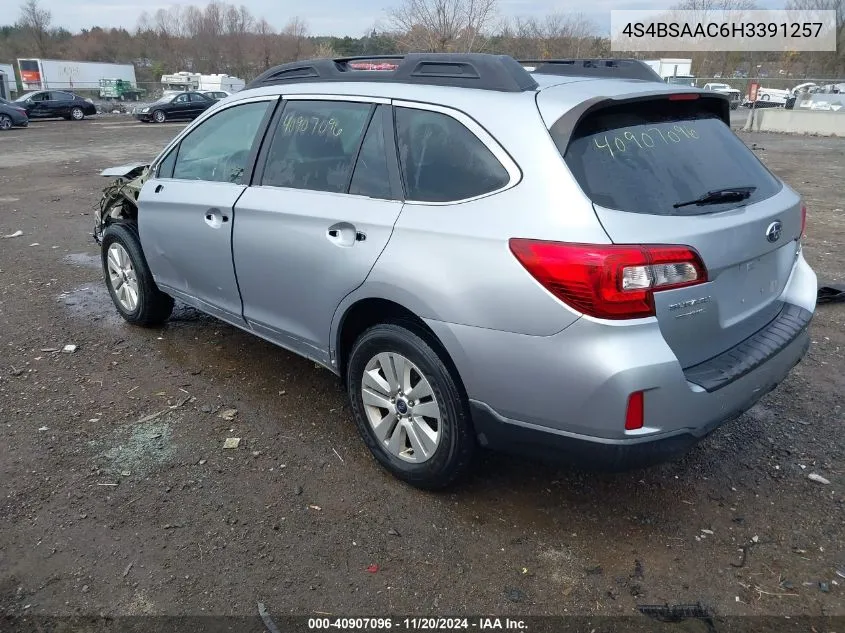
[346,323,475,490]
[70,106,84,120]
[0,114,11,130]
[152,110,166,124]
[101,223,173,326]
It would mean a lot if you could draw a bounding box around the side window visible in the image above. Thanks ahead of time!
[157,146,177,178]
[395,107,510,202]
[175,94,189,103]
[262,100,372,193]
[171,101,270,184]
[349,107,391,199]
[189,93,208,103]
[54,92,73,101]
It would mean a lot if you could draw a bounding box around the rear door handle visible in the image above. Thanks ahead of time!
[155,184,164,193]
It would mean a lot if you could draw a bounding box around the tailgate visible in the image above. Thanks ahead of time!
[551,93,803,367]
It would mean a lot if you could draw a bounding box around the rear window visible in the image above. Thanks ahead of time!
[559,100,781,215]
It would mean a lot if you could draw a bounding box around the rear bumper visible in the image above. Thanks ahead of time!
[425,252,816,469]
[470,329,809,470]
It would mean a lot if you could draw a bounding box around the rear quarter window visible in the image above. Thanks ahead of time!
[558,99,782,215]
[395,107,510,202]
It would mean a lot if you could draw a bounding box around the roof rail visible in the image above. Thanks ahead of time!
[520,59,663,83]
[246,53,539,93]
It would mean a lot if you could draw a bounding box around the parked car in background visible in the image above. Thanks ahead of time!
[0,97,29,130]
[201,90,233,101]
[14,90,96,120]
[702,83,741,109]
[95,54,816,489]
[134,91,215,123]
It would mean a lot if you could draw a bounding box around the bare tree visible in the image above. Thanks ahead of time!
[254,18,277,71]
[18,0,52,56]
[281,17,310,61]
[387,0,498,52]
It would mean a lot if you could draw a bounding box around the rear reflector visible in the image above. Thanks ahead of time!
[509,240,707,320]
[625,391,644,430]
[668,93,700,101]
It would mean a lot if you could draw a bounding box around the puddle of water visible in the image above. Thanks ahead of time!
[64,252,101,270]
[57,280,207,329]
[57,283,124,327]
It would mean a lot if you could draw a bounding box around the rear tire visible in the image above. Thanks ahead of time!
[346,323,475,490]
[0,114,11,130]
[101,223,173,326]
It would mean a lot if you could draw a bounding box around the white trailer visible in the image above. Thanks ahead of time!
[17,58,137,92]
[200,74,245,92]
[643,58,693,80]
[161,71,244,94]
[0,63,17,99]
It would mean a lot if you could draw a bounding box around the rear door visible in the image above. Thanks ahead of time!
[233,98,403,358]
[138,97,277,321]
[551,95,803,367]
[188,92,211,117]
[51,91,74,117]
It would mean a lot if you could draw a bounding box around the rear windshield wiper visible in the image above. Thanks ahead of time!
[673,186,756,209]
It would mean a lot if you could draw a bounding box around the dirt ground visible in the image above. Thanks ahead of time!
[0,116,843,620]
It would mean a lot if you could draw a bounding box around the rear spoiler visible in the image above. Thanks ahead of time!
[548,91,731,155]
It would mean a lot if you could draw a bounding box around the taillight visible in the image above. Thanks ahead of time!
[668,93,699,101]
[800,204,807,239]
[509,240,707,320]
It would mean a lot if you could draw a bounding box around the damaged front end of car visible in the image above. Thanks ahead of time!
[93,162,150,244]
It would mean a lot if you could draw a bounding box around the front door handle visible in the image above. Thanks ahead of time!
[326,222,359,248]
[155,184,164,193]
[204,209,228,229]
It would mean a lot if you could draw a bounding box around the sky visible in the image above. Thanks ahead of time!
[32,0,786,38]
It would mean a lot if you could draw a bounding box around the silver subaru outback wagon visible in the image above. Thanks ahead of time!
[95,54,816,489]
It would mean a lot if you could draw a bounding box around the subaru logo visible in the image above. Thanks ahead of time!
[765,221,782,243]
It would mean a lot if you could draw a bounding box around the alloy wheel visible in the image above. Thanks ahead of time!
[106,243,139,312]
[361,352,442,463]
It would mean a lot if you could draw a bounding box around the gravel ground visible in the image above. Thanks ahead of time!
[0,116,843,620]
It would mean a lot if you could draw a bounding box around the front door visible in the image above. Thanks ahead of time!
[27,92,50,117]
[138,98,277,321]
[170,93,192,119]
[233,100,403,359]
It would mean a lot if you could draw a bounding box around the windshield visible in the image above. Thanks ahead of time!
[14,93,32,102]
[558,99,782,216]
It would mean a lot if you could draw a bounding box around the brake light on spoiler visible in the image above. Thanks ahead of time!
[509,240,708,320]
[668,93,700,101]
